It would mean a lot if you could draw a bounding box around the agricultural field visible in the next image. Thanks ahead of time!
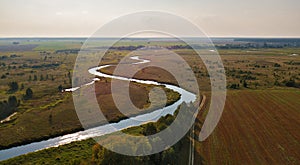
[194,90,300,164]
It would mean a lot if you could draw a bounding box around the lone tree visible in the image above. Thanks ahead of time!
[8,81,19,92]
[40,75,44,81]
[33,75,38,81]
[243,80,248,88]
[8,96,18,108]
[24,88,33,100]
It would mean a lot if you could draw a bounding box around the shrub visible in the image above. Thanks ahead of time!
[24,88,33,100]
[8,81,19,92]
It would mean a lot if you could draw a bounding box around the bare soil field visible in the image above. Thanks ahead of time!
[194,89,300,164]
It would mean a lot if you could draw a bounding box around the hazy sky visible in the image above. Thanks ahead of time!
[0,0,299,37]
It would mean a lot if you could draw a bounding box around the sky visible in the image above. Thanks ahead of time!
[0,0,299,37]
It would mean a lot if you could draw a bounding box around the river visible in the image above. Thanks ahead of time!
[0,56,196,161]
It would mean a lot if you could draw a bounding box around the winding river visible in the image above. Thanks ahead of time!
[0,56,196,161]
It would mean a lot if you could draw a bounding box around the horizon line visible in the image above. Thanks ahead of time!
[1,36,300,39]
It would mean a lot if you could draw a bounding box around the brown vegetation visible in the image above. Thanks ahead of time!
[194,90,300,164]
